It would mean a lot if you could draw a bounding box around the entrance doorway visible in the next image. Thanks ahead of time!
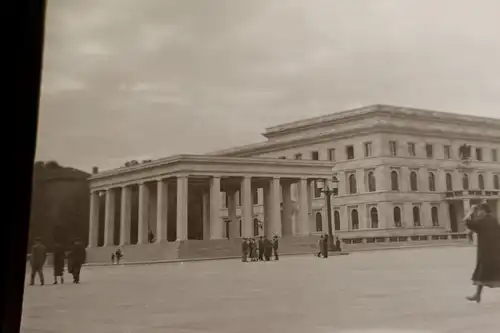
[449,204,458,232]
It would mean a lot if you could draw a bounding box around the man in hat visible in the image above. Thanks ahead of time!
[272,236,279,260]
[29,237,46,286]
[68,239,86,284]
[464,203,500,303]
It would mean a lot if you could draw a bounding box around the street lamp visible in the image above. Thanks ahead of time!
[316,172,339,251]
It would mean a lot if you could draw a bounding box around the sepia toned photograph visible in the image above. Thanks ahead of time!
[16,0,500,332]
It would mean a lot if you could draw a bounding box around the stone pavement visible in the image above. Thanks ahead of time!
[21,247,499,333]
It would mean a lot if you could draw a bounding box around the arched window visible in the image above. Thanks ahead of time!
[462,174,469,190]
[391,171,399,191]
[446,173,453,191]
[478,174,485,190]
[253,218,259,236]
[393,207,402,227]
[368,172,376,192]
[494,175,500,190]
[349,174,357,194]
[334,210,341,231]
[410,171,418,191]
[431,206,439,226]
[351,209,359,230]
[428,172,436,192]
[370,207,379,228]
[315,212,323,232]
[413,206,421,227]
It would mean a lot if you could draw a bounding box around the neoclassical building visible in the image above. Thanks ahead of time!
[87,105,500,262]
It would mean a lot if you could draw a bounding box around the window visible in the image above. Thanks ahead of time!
[253,218,259,236]
[253,188,259,204]
[476,148,483,161]
[328,148,336,161]
[334,211,340,230]
[389,141,397,156]
[478,174,485,190]
[278,156,286,159]
[311,151,319,160]
[391,171,399,191]
[431,207,439,227]
[446,173,453,191]
[351,209,359,230]
[367,171,376,192]
[314,180,322,198]
[494,175,500,189]
[348,174,357,194]
[370,207,379,228]
[444,145,452,159]
[462,174,469,190]
[408,143,416,157]
[426,144,433,158]
[492,149,498,162]
[315,212,323,232]
[413,206,421,227]
[346,145,355,160]
[428,172,436,192]
[393,207,402,227]
[410,171,418,191]
[364,142,372,157]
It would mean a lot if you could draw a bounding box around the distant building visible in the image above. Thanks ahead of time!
[87,105,500,262]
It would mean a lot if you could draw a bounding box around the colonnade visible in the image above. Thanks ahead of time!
[88,175,316,248]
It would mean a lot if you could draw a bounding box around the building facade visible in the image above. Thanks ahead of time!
[87,105,500,261]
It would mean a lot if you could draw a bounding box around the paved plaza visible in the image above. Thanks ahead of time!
[21,246,499,333]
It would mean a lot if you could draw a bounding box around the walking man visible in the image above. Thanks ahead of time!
[258,236,264,261]
[272,236,279,260]
[241,238,249,262]
[322,234,329,258]
[52,242,65,284]
[317,235,324,257]
[29,237,46,286]
[68,239,86,284]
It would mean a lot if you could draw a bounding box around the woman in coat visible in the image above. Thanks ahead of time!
[464,203,500,303]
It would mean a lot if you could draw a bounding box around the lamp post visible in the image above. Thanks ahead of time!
[316,173,339,251]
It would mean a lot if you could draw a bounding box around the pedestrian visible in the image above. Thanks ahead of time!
[241,238,249,262]
[68,239,86,284]
[52,242,65,284]
[317,235,324,257]
[323,234,329,258]
[111,253,115,264]
[148,230,155,243]
[258,236,264,261]
[272,236,279,260]
[264,236,272,261]
[29,237,46,286]
[335,237,342,252]
[464,203,500,303]
[115,248,123,264]
[250,239,257,262]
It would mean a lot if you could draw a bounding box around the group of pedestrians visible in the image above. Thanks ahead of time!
[29,237,86,286]
[110,248,123,264]
[317,234,342,258]
[241,236,279,262]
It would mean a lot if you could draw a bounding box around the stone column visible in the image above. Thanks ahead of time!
[453,170,461,190]
[176,175,188,241]
[209,176,223,239]
[419,168,428,192]
[202,192,210,240]
[88,191,100,247]
[156,179,168,243]
[403,202,413,228]
[270,177,282,237]
[421,202,431,227]
[137,183,150,244]
[401,167,410,192]
[227,188,239,239]
[263,182,271,237]
[356,169,365,193]
[104,189,116,246]
[282,181,293,236]
[340,205,348,231]
[241,176,253,237]
[359,203,368,229]
[297,178,310,235]
[463,198,471,214]
[375,166,386,192]
[119,186,131,246]
[439,202,450,230]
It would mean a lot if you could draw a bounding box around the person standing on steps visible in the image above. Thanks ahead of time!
[52,242,65,284]
[29,237,46,286]
[464,203,500,303]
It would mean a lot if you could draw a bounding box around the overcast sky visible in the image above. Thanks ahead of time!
[36,0,500,172]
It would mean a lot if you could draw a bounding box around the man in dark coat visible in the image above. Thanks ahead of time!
[317,235,324,257]
[465,203,500,303]
[258,236,264,261]
[272,236,279,260]
[52,243,65,284]
[263,236,272,261]
[241,238,249,262]
[68,239,86,284]
[322,234,329,258]
[335,237,342,252]
[115,248,123,264]
[29,237,46,286]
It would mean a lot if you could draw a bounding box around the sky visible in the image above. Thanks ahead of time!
[36,0,500,172]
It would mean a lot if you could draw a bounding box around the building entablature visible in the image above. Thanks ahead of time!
[88,154,336,191]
